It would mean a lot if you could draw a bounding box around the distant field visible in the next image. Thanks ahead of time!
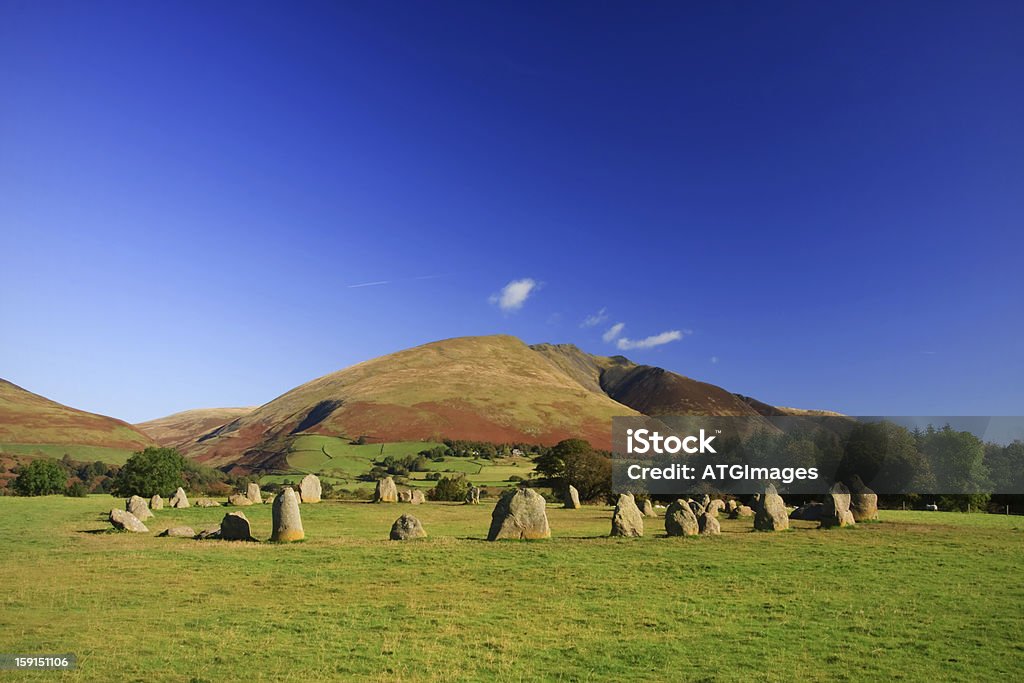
[0,443,136,464]
[0,497,1021,681]
[276,435,535,489]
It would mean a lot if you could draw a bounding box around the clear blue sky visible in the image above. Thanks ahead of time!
[1,1,1022,423]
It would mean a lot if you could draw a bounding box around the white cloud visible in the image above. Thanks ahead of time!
[602,322,625,343]
[580,307,608,328]
[347,280,390,288]
[489,278,537,312]
[710,356,719,364]
[616,330,684,350]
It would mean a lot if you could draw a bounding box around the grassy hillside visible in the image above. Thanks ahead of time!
[135,407,255,447]
[187,335,643,467]
[0,379,154,462]
[0,497,1020,681]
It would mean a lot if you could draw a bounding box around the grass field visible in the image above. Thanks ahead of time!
[0,496,1021,682]
[0,443,137,465]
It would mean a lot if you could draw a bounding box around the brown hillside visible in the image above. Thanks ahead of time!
[135,407,255,448]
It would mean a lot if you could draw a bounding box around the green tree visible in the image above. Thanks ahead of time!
[534,438,592,479]
[111,447,187,497]
[562,448,612,501]
[428,475,470,502]
[13,459,67,496]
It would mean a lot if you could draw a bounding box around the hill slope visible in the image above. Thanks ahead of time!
[135,407,255,448]
[0,378,155,460]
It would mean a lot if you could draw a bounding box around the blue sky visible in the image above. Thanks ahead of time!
[1,1,1022,423]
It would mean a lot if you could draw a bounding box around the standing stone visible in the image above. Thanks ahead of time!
[390,514,427,540]
[664,499,699,536]
[465,485,481,505]
[228,493,253,507]
[399,489,413,503]
[271,488,304,542]
[109,509,148,533]
[706,499,726,516]
[169,487,190,509]
[126,495,154,521]
[158,526,195,538]
[611,493,644,537]
[373,476,398,503]
[196,498,221,507]
[641,498,656,518]
[409,490,425,505]
[700,494,711,509]
[688,500,705,516]
[790,502,824,521]
[487,488,550,541]
[564,484,581,509]
[299,474,322,503]
[246,482,262,505]
[698,511,721,535]
[847,475,879,521]
[150,494,164,510]
[754,483,790,531]
[730,505,754,518]
[220,512,256,541]
[726,499,738,514]
[821,482,856,528]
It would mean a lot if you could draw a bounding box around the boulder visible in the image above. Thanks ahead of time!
[487,488,550,541]
[790,502,824,521]
[126,495,154,521]
[664,499,699,536]
[158,526,195,538]
[409,490,426,505]
[641,498,656,518]
[688,500,705,516]
[725,499,738,513]
[821,482,856,528]
[611,493,644,537]
[168,485,189,507]
[228,493,253,507]
[705,499,726,516]
[195,498,221,507]
[220,512,257,541]
[195,526,221,540]
[109,509,148,533]
[730,505,754,518]
[698,511,721,535]
[700,494,711,509]
[754,484,789,531]
[399,489,413,503]
[150,495,164,510]
[246,482,262,505]
[564,484,581,509]
[390,514,427,540]
[299,474,322,503]
[169,487,189,509]
[848,475,879,521]
[465,485,481,505]
[271,487,304,542]
[373,476,398,503]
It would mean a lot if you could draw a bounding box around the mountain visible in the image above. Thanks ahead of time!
[183,335,779,471]
[0,378,155,460]
[135,407,255,448]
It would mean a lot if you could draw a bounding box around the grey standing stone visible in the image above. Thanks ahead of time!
[790,502,824,521]
[220,511,256,541]
[847,475,879,521]
[158,526,195,538]
[821,482,856,528]
[150,494,163,510]
[398,489,412,503]
[299,474,322,503]
[564,484,581,509]
[754,483,790,531]
[271,487,304,542]
[664,499,699,536]
[641,498,656,518]
[487,488,550,541]
[169,487,190,509]
[465,485,481,505]
[390,513,427,540]
[246,482,262,505]
[706,499,726,516]
[409,490,426,505]
[126,495,154,521]
[698,511,721,535]
[109,509,148,533]
[228,493,253,506]
[373,476,398,503]
[195,498,221,507]
[611,493,644,537]
[730,505,754,518]
[726,499,738,513]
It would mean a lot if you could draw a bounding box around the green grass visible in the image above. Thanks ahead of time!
[0,443,137,464]
[0,496,1021,681]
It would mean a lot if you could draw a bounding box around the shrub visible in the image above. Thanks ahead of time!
[65,480,89,497]
[111,447,187,498]
[428,475,469,502]
[13,459,66,496]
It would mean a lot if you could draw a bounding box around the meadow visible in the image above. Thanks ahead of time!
[0,496,1021,682]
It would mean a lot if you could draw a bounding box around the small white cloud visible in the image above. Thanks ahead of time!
[710,356,719,364]
[489,278,537,312]
[347,280,390,288]
[602,322,625,343]
[580,307,608,328]
[616,330,684,350]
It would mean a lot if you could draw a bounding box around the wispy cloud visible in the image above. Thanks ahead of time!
[489,278,538,312]
[602,322,625,343]
[616,329,685,350]
[710,355,719,364]
[580,307,608,328]
[347,280,391,288]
